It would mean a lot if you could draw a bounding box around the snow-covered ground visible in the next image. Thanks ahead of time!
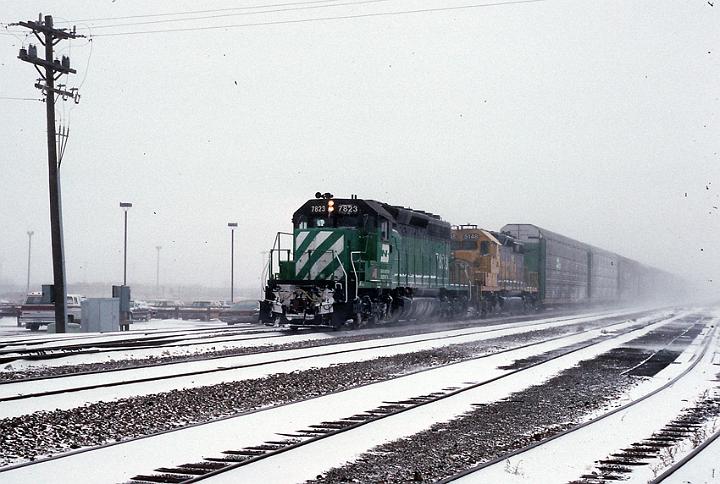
[0,313,677,483]
[661,433,720,483]
[0,310,631,369]
[457,320,720,484]
[0,310,647,418]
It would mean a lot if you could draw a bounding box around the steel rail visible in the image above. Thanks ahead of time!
[132,316,676,483]
[0,330,285,380]
[0,313,662,475]
[437,318,715,483]
[0,323,261,348]
[0,308,652,368]
[649,420,720,482]
[0,310,596,385]
[0,312,645,403]
[0,326,275,361]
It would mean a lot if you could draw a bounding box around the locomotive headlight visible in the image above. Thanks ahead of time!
[328,200,335,213]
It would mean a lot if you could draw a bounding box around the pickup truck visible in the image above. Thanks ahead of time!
[17,293,84,331]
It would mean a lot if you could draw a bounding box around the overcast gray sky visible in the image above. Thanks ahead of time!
[0,0,718,296]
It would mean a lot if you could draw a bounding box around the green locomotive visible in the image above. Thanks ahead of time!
[260,193,455,329]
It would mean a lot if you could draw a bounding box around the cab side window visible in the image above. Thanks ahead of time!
[380,219,389,240]
[480,241,490,255]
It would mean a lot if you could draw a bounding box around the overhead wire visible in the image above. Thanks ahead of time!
[56,0,350,23]
[0,96,42,101]
[85,0,396,29]
[89,0,548,37]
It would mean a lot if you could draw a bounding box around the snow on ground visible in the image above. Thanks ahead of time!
[662,433,720,483]
[0,328,323,372]
[0,314,676,483]
[0,312,612,370]
[0,311,652,418]
[1,310,648,375]
[455,319,719,484]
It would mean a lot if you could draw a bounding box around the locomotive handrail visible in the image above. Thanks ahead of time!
[350,251,362,300]
[333,252,349,303]
[260,255,270,296]
[268,232,294,279]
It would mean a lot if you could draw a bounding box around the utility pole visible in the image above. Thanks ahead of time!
[26,231,34,295]
[16,14,83,333]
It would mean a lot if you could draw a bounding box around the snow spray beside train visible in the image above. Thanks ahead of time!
[259,194,671,329]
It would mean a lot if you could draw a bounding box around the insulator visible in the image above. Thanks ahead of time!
[61,56,70,69]
[28,44,37,57]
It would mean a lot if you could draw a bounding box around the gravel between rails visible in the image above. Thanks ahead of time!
[0,312,633,382]
[0,317,624,468]
[308,316,705,484]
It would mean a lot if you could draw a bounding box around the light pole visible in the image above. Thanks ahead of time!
[228,222,237,303]
[120,202,132,285]
[155,245,161,296]
[26,231,34,294]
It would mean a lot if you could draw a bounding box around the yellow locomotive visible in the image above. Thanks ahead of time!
[450,224,538,314]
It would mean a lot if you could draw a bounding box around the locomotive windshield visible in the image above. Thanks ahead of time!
[295,214,373,229]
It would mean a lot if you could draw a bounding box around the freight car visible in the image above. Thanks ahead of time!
[500,224,666,307]
[260,195,667,329]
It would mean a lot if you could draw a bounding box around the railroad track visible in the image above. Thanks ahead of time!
[0,325,278,365]
[107,315,678,483]
[0,311,649,408]
[649,425,720,483]
[0,323,262,347]
[0,312,672,481]
[0,308,645,366]
[437,319,717,483]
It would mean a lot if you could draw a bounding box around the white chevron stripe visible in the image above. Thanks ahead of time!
[296,231,332,278]
[310,236,344,279]
[295,230,309,249]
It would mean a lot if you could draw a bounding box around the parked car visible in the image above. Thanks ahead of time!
[179,301,223,321]
[129,300,151,322]
[18,292,84,331]
[219,300,260,325]
[0,300,20,318]
[147,299,183,319]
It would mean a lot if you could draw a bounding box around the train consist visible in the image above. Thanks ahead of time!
[260,194,669,329]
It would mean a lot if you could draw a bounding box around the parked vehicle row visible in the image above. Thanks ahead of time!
[7,292,260,330]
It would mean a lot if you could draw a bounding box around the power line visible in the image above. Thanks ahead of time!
[86,0,395,29]
[90,0,547,37]
[0,96,43,101]
[56,0,349,23]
